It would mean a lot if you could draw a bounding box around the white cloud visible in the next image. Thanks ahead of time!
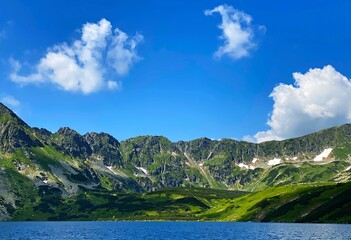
[9,58,44,84]
[205,4,259,59]
[9,19,143,94]
[1,95,20,108]
[107,29,143,75]
[9,57,21,72]
[242,135,256,143]
[252,65,351,143]
[107,80,120,90]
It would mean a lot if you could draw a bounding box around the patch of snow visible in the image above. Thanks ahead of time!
[345,166,351,171]
[313,148,333,162]
[106,166,117,175]
[252,158,259,164]
[43,180,48,184]
[238,163,255,170]
[267,158,281,166]
[136,166,148,175]
[292,157,298,160]
[238,163,249,169]
[206,151,213,160]
[199,162,204,167]
[106,166,129,177]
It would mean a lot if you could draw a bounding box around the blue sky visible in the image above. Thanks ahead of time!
[1,0,351,142]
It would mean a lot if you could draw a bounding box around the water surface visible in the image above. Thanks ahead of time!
[0,221,350,240]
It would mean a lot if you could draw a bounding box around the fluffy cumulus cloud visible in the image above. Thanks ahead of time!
[252,65,351,143]
[10,19,143,94]
[205,4,259,59]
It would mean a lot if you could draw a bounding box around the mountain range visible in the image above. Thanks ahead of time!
[0,103,350,222]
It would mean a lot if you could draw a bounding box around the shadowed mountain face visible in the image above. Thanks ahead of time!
[0,104,42,152]
[0,102,350,221]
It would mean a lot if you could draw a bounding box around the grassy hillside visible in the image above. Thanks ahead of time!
[1,103,351,222]
[12,187,247,221]
[200,182,351,223]
[10,182,351,223]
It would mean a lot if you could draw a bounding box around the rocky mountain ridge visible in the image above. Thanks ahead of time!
[0,102,351,220]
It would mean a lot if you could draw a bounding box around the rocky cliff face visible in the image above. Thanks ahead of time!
[52,127,92,158]
[0,104,42,152]
[0,102,350,207]
[84,132,123,166]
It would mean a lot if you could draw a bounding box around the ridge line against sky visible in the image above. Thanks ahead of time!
[1,1,351,142]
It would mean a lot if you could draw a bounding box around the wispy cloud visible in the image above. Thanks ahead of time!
[107,29,143,75]
[1,95,20,108]
[1,94,21,115]
[205,4,262,60]
[248,65,351,143]
[10,19,143,94]
[0,29,6,39]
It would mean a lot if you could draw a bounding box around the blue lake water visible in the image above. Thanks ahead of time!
[0,222,350,240]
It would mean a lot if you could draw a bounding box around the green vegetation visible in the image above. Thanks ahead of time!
[11,186,246,221]
[238,161,351,192]
[9,182,351,223]
[1,103,351,222]
[332,144,351,160]
[199,182,351,223]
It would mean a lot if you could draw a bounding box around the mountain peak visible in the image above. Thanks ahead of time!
[0,103,42,152]
[57,127,80,136]
[0,102,11,112]
[0,102,28,127]
[0,103,19,117]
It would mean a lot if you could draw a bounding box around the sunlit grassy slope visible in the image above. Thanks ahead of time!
[199,182,351,223]
[1,103,351,222]
[11,182,351,223]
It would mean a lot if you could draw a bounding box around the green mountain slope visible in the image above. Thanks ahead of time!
[9,182,351,223]
[0,102,351,222]
[200,182,351,223]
